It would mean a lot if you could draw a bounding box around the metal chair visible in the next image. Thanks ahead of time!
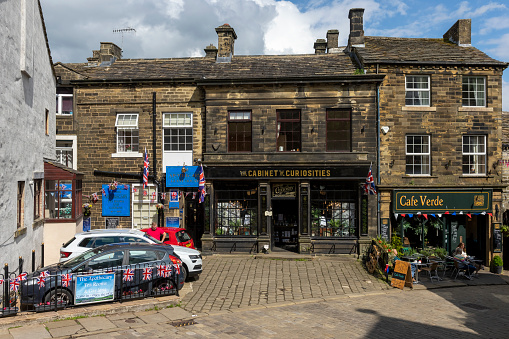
[452,258,472,280]
[420,261,440,282]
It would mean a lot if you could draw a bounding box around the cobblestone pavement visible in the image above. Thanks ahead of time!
[180,254,390,314]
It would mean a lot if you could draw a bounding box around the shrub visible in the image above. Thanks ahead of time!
[491,256,503,267]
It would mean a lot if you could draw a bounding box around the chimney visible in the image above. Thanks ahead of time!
[215,24,237,62]
[443,19,471,47]
[314,39,327,54]
[87,42,122,66]
[326,29,340,53]
[204,44,218,58]
[348,8,365,47]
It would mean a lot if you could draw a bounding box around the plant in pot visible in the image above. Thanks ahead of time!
[490,255,503,274]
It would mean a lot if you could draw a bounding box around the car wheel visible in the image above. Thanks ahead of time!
[44,288,73,305]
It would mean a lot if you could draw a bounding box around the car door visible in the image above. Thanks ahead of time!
[125,249,168,291]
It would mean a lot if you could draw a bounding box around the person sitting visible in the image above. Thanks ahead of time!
[454,242,481,275]
[390,249,417,281]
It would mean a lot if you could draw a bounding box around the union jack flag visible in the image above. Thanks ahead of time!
[364,164,377,195]
[40,271,50,278]
[157,265,171,278]
[143,148,149,188]
[124,185,128,190]
[0,279,3,285]
[91,192,99,203]
[198,164,206,203]
[172,264,181,275]
[10,279,19,292]
[16,272,27,281]
[123,269,135,282]
[61,273,73,287]
[102,188,106,196]
[36,277,45,289]
[142,268,153,281]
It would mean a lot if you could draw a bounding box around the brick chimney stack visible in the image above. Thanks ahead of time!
[87,42,122,66]
[314,39,327,54]
[327,29,340,53]
[348,8,365,47]
[215,24,237,62]
[204,44,218,58]
[443,19,471,47]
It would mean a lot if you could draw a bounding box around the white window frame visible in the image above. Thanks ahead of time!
[462,135,486,175]
[131,184,158,230]
[56,93,73,115]
[405,75,430,106]
[405,135,431,175]
[56,135,77,169]
[163,112,193,168]
[462,77,486,107]
[115,114,139,154]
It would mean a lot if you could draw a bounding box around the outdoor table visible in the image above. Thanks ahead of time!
[413,261,428,284]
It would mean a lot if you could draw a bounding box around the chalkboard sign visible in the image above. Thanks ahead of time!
[494,223,502,253]
[380,218,390,241]
[105,217,119,229]
[391,260,413,290]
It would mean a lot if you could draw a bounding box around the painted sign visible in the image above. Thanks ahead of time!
[169,189,179,209]
[393,189,492,213]
[391,260,413,290]
[272,183,296,199]
[206,166,369,179]
[166,217,180,228]
[380,218,389,241]
[102,185,130,217]
[74,273,115,305]
[166,166,200,187]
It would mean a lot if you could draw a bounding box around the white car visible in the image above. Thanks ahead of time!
[59,229,202,281]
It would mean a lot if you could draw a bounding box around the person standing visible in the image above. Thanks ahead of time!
[146,222,167,242]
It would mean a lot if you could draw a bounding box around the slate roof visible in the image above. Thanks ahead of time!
[60,53,362,83]
[355,37,508,67]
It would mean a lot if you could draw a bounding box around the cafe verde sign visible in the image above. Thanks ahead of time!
[393,189,492,213]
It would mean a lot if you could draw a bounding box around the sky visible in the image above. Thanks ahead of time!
[41,0,509,110]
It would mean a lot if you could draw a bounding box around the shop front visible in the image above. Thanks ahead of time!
[201,165,376,254]
[389,189,499,265]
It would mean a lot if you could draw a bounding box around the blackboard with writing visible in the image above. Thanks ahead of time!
[494,223,502,253]
[391,260,413,290]
[380,218,390,241]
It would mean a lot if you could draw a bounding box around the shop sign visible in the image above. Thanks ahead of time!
[272,183,296,199]
[393,189,492,213]
[169,189,179,209]
[206,166,369,179]
[75,273,115,305]
[102,184,130,217]
[166,166,200,187]
[166,216,180,228]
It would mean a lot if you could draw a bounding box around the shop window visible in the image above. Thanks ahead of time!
[56,87,73,115]
[310,183,356,238]
[163,113,192,151]
[45,180,73,219]
[277,109,301,152]
[132,184,158,229]
[115,114,139,153]
[214,183,258,236]
[462,135,486,175]
[326,108,351,151]
[17,181,25,228]
[405,75,430,106]
[406,135,430,175]
[228,111,251,152]
[462,77,485,107]
[33,179,42,220]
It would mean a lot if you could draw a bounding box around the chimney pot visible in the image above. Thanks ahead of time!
[443,19,471,46]
[348,8,365,47]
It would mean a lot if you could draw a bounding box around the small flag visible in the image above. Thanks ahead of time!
[61,273,73,287]
[17,272,27,281]
[198,164,206,203]
[101,188,106,196]
[364,164,377,195]
[161,193,167,200]
[157,265,171,278]
[172,263,181,275]
[142,268,153,281]
[9,279,19,292]
[91,192,99,203]
[123,269,135,282]
[36,277,45,289]
[143,148,149,188]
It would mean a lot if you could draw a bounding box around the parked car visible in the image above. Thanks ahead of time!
[140,227,195,249]
[22,243,184,309]
[59,229,202,281]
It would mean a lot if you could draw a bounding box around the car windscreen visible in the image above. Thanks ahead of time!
[143,233,162,244]
[59,247,106,268]
[176,230,191,242]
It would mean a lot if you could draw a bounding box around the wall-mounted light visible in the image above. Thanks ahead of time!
[194,158,201,164]
[389,159,394,168]
[214,127,218,135]
[361,126,365,133]
[445,160,451,169]
[261,126,265,135]
[311,127,315,134]
[381,126,389,135]
[181,163,187,174]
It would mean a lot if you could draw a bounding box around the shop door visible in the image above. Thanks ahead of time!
[185,197,204,250]
[450,220,466,255]
[272,199,299,252]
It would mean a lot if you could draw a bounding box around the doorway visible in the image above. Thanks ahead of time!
[272,199,299,252]
[185,196,204,250]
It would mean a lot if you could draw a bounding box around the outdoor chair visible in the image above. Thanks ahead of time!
[420,261,440,282]
[452,258,472,280]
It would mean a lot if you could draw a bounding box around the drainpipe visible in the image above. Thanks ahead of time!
[377,83,381,237]
[152,92,157,185]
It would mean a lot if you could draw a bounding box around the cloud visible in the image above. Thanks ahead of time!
[485,33,509,60]
[480,15,509,34]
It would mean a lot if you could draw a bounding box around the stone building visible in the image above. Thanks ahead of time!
[346,8,507,265]
[0,0,56,269]
[55,22,382,254]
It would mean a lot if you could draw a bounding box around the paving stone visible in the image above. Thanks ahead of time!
[9,324,51,339]
[44,319,78,329]
[77,316,117,331]
[46,323,83,337]
[159,307,193,321]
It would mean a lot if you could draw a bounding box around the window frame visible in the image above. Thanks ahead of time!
[33,179,43,220]
[326,108,351,152]
[163,112,193,152]
[56,94,73,115]
[405,75,430,107]
[276,109,301,152]
[131,184,158,229]
[405,135,431,176]
[462,135,486,176]
[17,181,25,228]
[115,113,139,153]
[462,76,486,107]
[228,110,252,152]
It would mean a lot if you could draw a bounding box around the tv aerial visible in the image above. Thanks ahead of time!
[113,27,136,51]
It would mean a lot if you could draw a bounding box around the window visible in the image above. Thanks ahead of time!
[132,184,158,229]
[214,183,258,236]
[87,251,124,270]
[56,140,74,168]
[462,77,485,107]
[128,250,164,265]
[45,109,49,135]
[326,108,351,151]
[45,180,73,219]
[462,135,486,175]
[405,76,430,106]
[17,181,25,228]
[406,135,430,175]
[228,111,251,152]
[56,88,73,115]
[277,110,301,152]
[163,113,192,151]
[115,114,139,153]
[310,182,357,238]
[33,179,42,220]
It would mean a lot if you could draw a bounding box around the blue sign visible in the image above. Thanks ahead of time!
[75,273,115,305]
[102,184,130,217]
[83,217,91,232]
[169,189,179,209]
[166,216,180,228]
[166,166,200,187]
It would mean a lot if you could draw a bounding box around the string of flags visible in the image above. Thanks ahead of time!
[394,211,493,220]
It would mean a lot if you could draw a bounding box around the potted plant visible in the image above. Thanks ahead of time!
[82,203,92,218]
[491,255,503,274]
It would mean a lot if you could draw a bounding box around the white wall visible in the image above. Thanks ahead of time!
[43,220,83,265]
[0,0,56,271]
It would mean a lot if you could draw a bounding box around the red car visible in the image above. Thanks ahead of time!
[141,227,195,249]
